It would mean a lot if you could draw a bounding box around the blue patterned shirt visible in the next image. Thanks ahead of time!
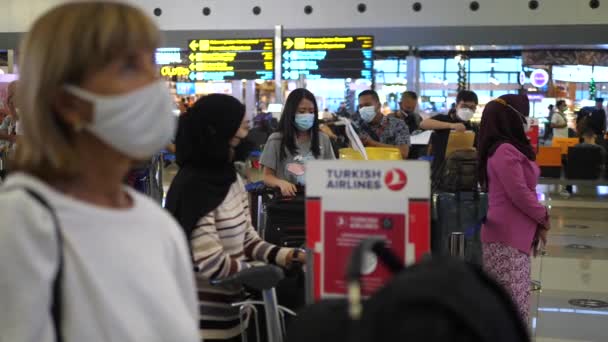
[353,114,411,146]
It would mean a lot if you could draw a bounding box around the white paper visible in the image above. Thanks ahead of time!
[410,130,432,145]
[340,118,368,160]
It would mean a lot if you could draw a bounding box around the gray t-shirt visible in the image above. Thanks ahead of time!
[260,132,335,185]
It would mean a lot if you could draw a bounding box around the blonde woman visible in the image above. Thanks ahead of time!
[0,2,199,342]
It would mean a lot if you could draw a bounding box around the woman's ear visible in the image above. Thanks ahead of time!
[52,90,93,130]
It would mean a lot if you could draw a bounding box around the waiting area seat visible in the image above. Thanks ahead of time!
[536,146,562,178]
[565,145,603,180]
[552,137,579,155]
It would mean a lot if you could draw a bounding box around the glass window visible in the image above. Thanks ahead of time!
[445,58,459,72]
[445,73,458,83]
[398,60,408,73]
[493,73,510,83]
[469,73,487,83]
[493,58,522,72]
[374,59,399,73]
[421,90,445,97]
[469,58,493,72]
[420,59,445,72]
[421,72,444,84]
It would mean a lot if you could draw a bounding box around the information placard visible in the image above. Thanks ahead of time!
[306,161,431,300]
[282,36,373,80]
[187,38,274,81]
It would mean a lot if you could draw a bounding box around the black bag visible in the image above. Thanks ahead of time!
[431,191,487,265]
[434,149,479,192]
[287,239,530,342]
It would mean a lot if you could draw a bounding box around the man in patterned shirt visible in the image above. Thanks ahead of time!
[353,89,411,159]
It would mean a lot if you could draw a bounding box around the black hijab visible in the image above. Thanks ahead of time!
[165,94,247,239]
[478,94,535,190]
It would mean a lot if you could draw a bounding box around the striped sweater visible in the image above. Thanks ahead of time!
[192,176,291,340]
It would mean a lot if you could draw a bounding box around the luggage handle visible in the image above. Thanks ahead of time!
[346,238,404,320]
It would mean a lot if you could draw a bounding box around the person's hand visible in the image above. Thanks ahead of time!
[361,136,377,146]
[286,248,307,266]
[538,227,548,247]
[451,123,467,132]
[277,180,297,197]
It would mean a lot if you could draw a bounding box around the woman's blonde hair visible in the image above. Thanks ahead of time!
[14,1,160,179]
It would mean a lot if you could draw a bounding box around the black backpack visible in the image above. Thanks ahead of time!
[434,149,479,192]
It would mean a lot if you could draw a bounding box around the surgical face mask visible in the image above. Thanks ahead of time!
[65,81,176,159]
[295,113,315,131]
[359,106,377,123]
[456,107,475,121]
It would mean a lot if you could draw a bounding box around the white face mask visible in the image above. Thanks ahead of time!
[65,81,176,159]
[359,106,377,123]
[456,107,475,121]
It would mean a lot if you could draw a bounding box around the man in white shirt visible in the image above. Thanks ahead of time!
[551,100,569,138]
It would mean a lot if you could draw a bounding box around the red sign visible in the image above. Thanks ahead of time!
[384,169,407,191]
[323,211,406,296]
[526,124,539,153]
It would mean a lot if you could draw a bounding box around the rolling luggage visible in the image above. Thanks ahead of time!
[287,239,530,342]
[431,191,487,265]
[264,195,306,248]
[251,187,307,317]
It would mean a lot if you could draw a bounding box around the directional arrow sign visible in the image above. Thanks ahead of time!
[189,53,196,62]
[189,63,196,71]
[189,72,196,81]
[283,61,290,69]
[283,71,290,79]
[283,51,291,59]
[283,38,294,50]
[189,40,199,51]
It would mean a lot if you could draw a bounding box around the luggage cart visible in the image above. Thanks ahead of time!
[211,265,297,342]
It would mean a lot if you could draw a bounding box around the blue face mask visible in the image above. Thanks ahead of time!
[359,106,377,123]
[295,113,315,131]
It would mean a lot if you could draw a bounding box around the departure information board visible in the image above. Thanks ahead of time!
[187,39,274,81]
[281,36,373,80]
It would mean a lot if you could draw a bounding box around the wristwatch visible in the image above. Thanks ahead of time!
[292,248,306,263]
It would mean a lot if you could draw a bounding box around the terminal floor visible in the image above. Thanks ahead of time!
[532,184,608,342]
[162,166,608,341]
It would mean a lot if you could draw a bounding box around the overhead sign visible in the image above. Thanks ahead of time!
[306,161,430,300]
[282,36,373,80]
[530,69,549,88]
[155,48,182,65]
[160,66,190,77]
[175,82,195,96]
[187,39,274,81]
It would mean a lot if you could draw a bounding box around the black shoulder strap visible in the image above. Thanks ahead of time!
[10,188,64,342]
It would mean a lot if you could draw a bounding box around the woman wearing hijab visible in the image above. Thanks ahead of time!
[478,94,550,325]
[165,94,306,341]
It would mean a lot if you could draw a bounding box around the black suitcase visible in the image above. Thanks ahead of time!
[261,193,307,317]
[431,191,487,265]
[264,195,306,248]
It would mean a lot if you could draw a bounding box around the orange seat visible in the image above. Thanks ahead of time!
[537,147,562,167]
[552,138,579,155]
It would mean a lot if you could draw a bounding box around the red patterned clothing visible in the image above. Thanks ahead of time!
[483,242,531,325]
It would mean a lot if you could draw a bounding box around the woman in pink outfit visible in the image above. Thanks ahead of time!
[477,94,550,325]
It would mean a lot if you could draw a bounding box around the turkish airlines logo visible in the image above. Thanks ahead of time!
[384,169,407,191]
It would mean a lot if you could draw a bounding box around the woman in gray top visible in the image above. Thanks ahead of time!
[261,89,335,196]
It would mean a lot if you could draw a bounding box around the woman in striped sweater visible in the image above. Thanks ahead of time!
[166,94,306,341]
